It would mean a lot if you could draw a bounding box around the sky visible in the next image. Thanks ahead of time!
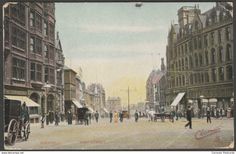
[55,2,215,106]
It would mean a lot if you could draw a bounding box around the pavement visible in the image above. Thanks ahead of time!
[5,117,234,150]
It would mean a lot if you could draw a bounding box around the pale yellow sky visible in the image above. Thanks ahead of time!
[65,54,162,106]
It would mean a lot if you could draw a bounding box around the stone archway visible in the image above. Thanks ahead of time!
[47,94,54,113]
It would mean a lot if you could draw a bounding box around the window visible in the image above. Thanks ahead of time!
[35,38,42,55]
[30,63,36,80]
[204,34,208,47]
[218,30,222,43]
[44,44,49,58]
[189,40,193,52]
[212,68,217,82]
[189,56,193,68]
[49,68,55,84]
[11,3,25,26]
[218,67,224,81]
[36,64,42,81]
[218,46,224,63]
[194,37,197,50]
[185,44,188,54]
[210,32,214,45]
[49,23,54,40]
[29,11,35,27]
[226,44,232,61]
[43,21,48,36]
[185,58,188,70]
[49,46,54,60]
[35,13,42,32]
[12,27,26,50]
[205,72,209,83]
[225,27,231,41]
[199,54,203,66]
[30,37,35,52]
[31,63,42,82]
[211,48,216,64]
[198,36,202,49]
[182,76,185,86]
[195,53,198,67]
[205,51,209,65]
[226,65,233,80]
[190,74,193,84]
[45,67,49,82]
[12,58,25,80]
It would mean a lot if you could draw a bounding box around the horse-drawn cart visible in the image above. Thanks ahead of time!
[4,99,30,145]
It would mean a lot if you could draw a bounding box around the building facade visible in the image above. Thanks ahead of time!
[106,97,122,112]
[4,2,64,122]
[166,3,233,114]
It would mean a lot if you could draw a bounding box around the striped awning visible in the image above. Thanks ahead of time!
[72,98,83,108]
[209,98,217,103]
[171,92,185,106]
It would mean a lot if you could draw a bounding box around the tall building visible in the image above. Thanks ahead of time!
[3,2,64,122]
[146,58,166,112]
[166,3,233,114]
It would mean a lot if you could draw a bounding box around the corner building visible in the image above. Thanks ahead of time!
[166,3,233,114]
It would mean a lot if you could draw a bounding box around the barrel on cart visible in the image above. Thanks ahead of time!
[4,99,30,145]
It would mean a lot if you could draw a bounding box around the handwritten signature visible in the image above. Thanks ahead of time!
[195,127,221,140]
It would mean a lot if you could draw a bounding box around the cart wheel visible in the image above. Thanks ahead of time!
[24,123,30,141]
[7,119,18,145]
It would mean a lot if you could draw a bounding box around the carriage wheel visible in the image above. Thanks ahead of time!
[24,123,30,141]
[7,119,18,145]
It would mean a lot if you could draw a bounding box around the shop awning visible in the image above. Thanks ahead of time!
[230,98,234,102]
[202,99,209,103]
[103,108,109,113]
[5,95,40,107]
[87,106,95,113]
[188,99,193,103]
[72,98,83,108]
[209,98,217,103]
[171,92,185,107]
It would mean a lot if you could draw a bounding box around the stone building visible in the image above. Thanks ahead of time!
[87,83,107,114]
[106,97,122,112]
[3,2,64,123]
[166,3,233,114]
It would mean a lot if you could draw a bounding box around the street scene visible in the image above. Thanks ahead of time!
[2,2,234,150]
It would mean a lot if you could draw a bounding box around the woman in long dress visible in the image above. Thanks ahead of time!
[114,111,118,123]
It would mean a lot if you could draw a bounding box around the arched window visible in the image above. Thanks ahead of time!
[189,56,193,68]
[226,65,233,80]
[205,51,209,65]
[211,48,216,64]
[226,44,232,61]
[218,46,224,63]
[205,71,209,83]
[195,53,198,67]
[199,54,203,66]
[185,58,188,70]
[218,67,224,81]
[182,59,184,70]
[212,68,217,82]
[190,74,193,84]
[219,11,223,22]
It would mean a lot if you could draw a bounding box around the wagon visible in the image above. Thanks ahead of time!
[4,99,30,145]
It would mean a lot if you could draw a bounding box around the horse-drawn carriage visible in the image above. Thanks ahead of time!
[76,107,89,124]
[4,99,30,145]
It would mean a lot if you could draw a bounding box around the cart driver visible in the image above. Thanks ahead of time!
[21,102,30,124]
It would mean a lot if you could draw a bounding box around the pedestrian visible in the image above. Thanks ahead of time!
[135,110,139,122]
[220,108,223,119]
[185,106,192,129]
[41,114,45,128]
[114,111,118,123]
[120,111,123,122]
[88,112,92,124]
[95,111,99,123]
[55,111,59,126]
[216,108,220,119]
[170,109,174,123]
[46,112,49,125]
[109,111,113,123]
[206,107,211,123]
[84,111,89,126]
[67,110,73,125]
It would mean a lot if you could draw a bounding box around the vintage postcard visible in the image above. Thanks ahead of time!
[1,1,235,151]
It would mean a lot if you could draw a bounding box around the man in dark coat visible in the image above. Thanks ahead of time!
[84,111,89,126]
[95,111,99,123]
[120,111,123,122]
[134,110,139,122]
[185,106,192,129]
[206,107,211,123]
[109,111,113,123]
[55,111,59,126]
[67,110,73,125]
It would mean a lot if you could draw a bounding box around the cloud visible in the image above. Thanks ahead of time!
[78,24,164,33]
